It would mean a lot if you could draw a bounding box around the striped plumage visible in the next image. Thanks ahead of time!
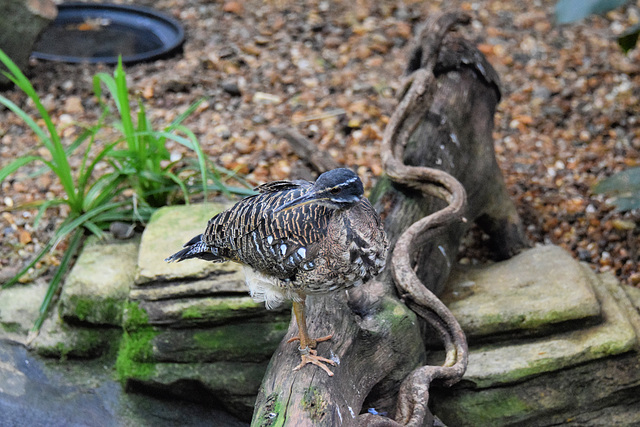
[166,168,388,375]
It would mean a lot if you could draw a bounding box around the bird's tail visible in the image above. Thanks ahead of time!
[165,234,221,262]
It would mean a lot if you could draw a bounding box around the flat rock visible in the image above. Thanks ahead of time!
[433,349,640,427]
[431,245,640,425]
[442,245,601,340]
[32,314,121,359]
[0,279,48,344]
[60,235,140,326]
[136,203,243,286]
[135,295,289,328]
[458,263,637,388]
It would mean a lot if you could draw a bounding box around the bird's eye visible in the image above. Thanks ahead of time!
[330,187,341,195]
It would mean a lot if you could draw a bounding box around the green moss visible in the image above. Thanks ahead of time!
[35,327,120,359]
[54,342,72,361]
[254,392,286,427]
[123,300,150,330]
[115,327,158,383]
[73,297,93,322]
[376,296,417,337]
[181,305,204,320]
[1,322,22,333]
[191,319,288,362]
[302,386,327,421]
[439,389,532,426]
[180,297,266,322]
[63,295,124,326]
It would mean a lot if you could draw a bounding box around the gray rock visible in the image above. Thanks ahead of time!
[431,245,640,425]
[441,245,601,341]
[456,263,636,388]
[136,203,241,285]
[221,79,242,96]
[0,279,48,344]
[31,314,120,359]
[0,0,57,86]
[59,235,140,326]
[117,203,290,421]
[135,295,289,328]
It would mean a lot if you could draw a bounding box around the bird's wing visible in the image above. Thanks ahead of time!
[254,179,311,194]
[202,182,330,279]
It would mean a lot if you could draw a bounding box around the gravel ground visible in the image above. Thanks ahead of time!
[1,0,639,287]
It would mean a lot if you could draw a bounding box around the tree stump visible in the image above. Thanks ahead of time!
[253,12,528,426]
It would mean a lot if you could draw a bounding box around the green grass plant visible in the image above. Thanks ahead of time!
[0,51,251,334]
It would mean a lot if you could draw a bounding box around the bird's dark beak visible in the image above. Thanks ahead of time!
[274,192,322,213]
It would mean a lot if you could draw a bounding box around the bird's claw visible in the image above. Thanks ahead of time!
[293,347,336,376]
[286,334,333,348]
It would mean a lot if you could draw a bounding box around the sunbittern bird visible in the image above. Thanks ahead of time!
[165,168,388,376]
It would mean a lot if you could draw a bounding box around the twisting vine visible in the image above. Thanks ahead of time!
[377,11,472,427]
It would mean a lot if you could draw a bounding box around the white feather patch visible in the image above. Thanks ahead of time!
[242,266,300,309]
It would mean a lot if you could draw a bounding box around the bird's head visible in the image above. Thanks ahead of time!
[275,168,364,212]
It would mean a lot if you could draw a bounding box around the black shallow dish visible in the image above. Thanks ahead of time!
[31,3,184,64]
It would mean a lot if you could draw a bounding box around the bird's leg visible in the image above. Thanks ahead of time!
[287,298,336,376]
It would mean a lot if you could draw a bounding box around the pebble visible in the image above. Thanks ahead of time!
[213,124,231,139]
[221,80,242,97]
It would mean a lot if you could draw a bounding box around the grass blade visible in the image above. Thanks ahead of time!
[30,228,84,334]
[0,156,43,182]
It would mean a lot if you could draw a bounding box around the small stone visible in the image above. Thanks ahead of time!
[63,96,83,114]
[110,222,135,240]
[18,229,31,244]
[213,124,231,139]
[611,219,635,231]
[221,80,242,97]
[222,1,243,15]
[252,115,267,124]
[253,92,281,104]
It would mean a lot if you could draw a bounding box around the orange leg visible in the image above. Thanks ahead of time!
[286,297,336,376]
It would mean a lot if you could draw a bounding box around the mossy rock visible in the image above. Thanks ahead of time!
[118,352,268,421]
[442,245,601,341]
[148,317,289,363]
[431,247,640,425]
[133,295,290,328]
[60,235,139,326]
[0,280,48,344]
[136,203,242,286]
[33,315,121,359]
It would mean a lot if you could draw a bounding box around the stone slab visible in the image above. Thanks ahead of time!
[433,350,640,427]
[445,263,637,389]
[60,235,140,326]
[442,245,601,340]
[33,315,120,359]
[136,203,243,285]
[136,295,289,328]
[147,317,289,363]
[0,279,48,344]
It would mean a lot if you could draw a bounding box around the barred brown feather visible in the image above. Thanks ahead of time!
[166,168,388,309]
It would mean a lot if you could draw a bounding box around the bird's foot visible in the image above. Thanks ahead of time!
[293,346,336,376]
[286,334,332,348]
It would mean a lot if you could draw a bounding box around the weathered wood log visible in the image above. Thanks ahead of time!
[253,12,528,426]
[373,17,528,296]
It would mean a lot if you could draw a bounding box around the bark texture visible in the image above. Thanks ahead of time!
[252,12,528,427]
